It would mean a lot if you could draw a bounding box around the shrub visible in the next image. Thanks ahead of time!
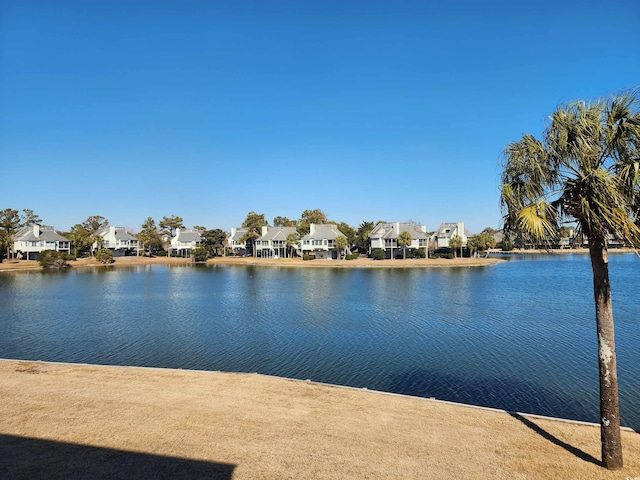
[191,246,208,262]
[432,253,440,258]
[38,250,68,269]
[413,249,426,258]
[351,252,359,259]
[156,250,167,256]
[371,249,385,260]
[303,254,313,261]
[95,248,114,264]
[443,253,454,259]
[64,254,76,261]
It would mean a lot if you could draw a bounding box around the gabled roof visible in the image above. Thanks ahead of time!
[97,226,137,241]
[301,224,344,241]
[228,229,246,242]
[259,226,297,242]
[14,225,69,242]
[436,222,462,238]
[369,222,429,240]
[175,229,202,242]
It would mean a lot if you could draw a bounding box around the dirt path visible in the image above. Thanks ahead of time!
[1,360,638,479]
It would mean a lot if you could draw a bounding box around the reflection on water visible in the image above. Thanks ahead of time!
[0,254,638,429]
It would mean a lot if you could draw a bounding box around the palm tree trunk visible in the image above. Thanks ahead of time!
[588,236,623,470]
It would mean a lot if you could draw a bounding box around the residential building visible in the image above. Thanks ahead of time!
[95,226,139,256]
[255,226,298,258]
[435,222,471,249]
[170,228,203,256]
[300,224,345,259]
[13,225,70,260]
[368,222,430,259]
[227,228,248,256]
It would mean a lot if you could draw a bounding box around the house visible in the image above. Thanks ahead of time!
[13,225,70,260]
[368,222,430,259]
[299,224,346,259]
[170,228,203,256]
[94,226,139,256]
[227,228,248,256]
[435,222,471,249]
[255,226,298,258]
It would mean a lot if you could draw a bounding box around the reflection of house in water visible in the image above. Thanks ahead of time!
[13,225,70,260]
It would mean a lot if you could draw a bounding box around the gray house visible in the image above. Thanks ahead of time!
[13,225,70,260]
[255,226,298,258]
[368,222,430,259]
[227,227,248,256]
[435,222,471,249]
[300,224,345,259]
[94,226,139,256]
[170,228,203,256]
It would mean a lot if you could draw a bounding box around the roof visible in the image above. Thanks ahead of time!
[97,226,137,241]
[301,224,344,241]
[368,222,429,240]
[14,225,69,242]
[228,229,246,242]
[259,226,297,242]
[175,229,202,242]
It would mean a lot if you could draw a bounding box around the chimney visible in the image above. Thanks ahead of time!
[310,223,315,235]
[395,222,400,234]
[33,224,39,236]
[262,225,269,236]
[175,228,181,238]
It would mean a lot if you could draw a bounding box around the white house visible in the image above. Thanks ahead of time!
[435,222,471,249]
[368,222,429,259]
[94,226,139,256]
[170,228,203,256]
[13,225,70,260]
[255,226,298,258]
[227,227,248,255]
[300,224,345,260]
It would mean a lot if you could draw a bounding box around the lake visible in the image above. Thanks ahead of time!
[1,254,638,429]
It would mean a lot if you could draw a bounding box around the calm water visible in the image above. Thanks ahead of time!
[1,255,638,429]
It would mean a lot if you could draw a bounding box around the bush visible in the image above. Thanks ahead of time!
[443,253,454,259]
[371,249,385,260]
[64,254,76,261]
[303,254,313,261]
[191,246,208,262]
[345,253,359,260]
[350,252,359,259]
[413,249,426,258]
[95,248,114,264]
[156,250,167,256]
[38,250,68,269]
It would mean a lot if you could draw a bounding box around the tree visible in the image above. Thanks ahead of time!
[337,222,356,249]
[138,217,159,256]
[500,91,640,470]
[21,209,41,227]
[273,216,297,227]
[334,235,348,259]
[67,224,91,258]
[355,221,375,253]
[0,208,21,260]
[37,250,68,269]
[239,212,267,257]
[158,215,184,238]
[297,209,329,236]
[286,233,299,259]
[397,231,412,260]
[81,216,109,256]
[193,225,207,234]
[202,228,228,256]
[95,248,114,264]
[449,234,463,258]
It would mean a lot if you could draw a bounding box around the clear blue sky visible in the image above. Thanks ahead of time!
[2,0,639,234]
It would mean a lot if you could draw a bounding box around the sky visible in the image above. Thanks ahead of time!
[1,0,639,234]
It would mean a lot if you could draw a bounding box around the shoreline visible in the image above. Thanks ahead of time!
[0,254,503,272]
[1,359,639,479]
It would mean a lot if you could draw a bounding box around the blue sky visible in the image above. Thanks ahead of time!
[2,1,639,234]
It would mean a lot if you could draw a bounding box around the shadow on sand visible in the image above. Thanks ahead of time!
[0,434,235,480]
[508,412,602,467]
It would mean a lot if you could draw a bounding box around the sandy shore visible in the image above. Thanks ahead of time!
[1,360,638,479]
[0,254,502,272]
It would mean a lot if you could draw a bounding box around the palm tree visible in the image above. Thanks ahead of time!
[449,234,463,258]
[500,91,640,470]
[286,233,299,259]
[397,231,412,259]
[334,234,348,259]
